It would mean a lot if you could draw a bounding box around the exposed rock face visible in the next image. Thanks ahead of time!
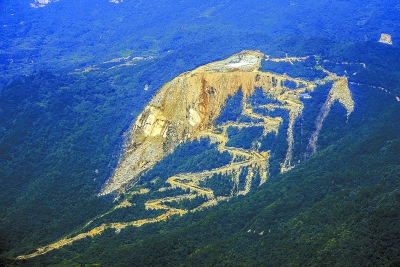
[379,33,393,45]
[100,51,316,195]
[100,51,354,196]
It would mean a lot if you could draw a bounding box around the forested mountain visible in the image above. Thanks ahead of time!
[1,1,399,266]
[2,0,400,86]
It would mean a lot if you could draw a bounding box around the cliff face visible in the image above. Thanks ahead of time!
[100,50,326,195]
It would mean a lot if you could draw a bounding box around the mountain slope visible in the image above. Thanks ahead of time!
[22,80,400,266]
[1,37,400,266]
[25,70,400,267]
[14,47,358,261]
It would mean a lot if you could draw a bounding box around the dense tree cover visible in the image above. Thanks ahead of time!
[1,36,400,266]
[1,0,400,88]
[142,139,231,183]
[21,80,400,267]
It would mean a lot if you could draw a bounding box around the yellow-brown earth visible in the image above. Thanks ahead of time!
[17,50,355,260]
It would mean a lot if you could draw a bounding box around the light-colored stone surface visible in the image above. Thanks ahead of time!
[379,33,393,45]
[100,50,320,195]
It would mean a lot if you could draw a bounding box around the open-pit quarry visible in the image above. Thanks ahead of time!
[17,50,355,260]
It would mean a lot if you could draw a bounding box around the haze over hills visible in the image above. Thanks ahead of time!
[1,0,400,86]
[1,1,400,266]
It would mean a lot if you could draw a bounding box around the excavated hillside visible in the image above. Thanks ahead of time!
[100,50,318,195]
[17,51,355,260]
